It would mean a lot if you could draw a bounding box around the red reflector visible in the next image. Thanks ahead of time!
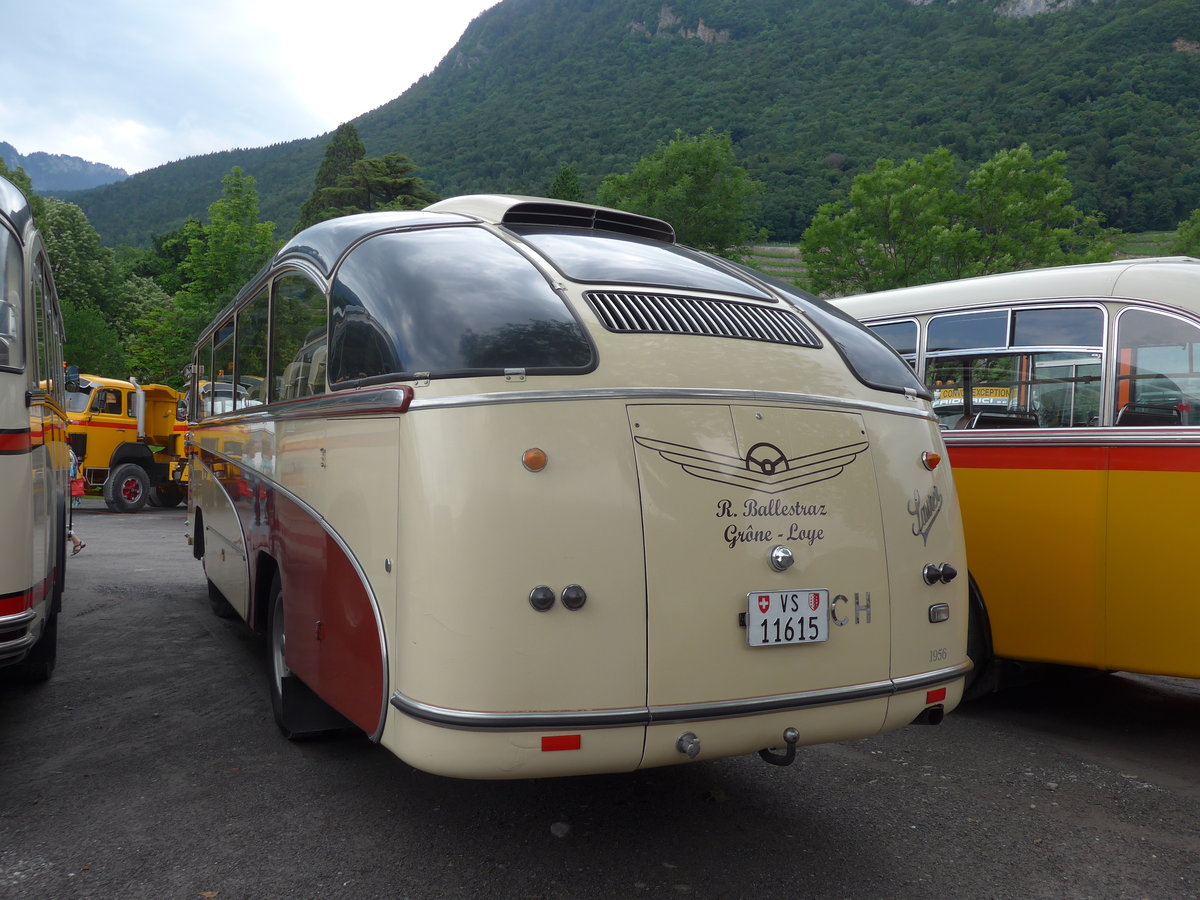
[926,688,947,704]
[541,735,581,752]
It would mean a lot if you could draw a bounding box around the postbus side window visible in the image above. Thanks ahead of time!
[0,229,22,370]
[237,288,269,406]
[271,273,327,400]
[867,320,918,369]
[926,306,1103,429]
[1114,308,1200,426]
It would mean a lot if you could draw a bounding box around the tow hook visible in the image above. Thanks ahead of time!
[758,727,800,766]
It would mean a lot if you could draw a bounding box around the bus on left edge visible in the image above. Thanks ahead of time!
[0,174,69,682]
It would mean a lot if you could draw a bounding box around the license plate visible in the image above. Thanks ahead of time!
[747,590,830,647]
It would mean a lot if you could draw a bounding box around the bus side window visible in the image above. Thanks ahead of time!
[1,230,23,369]
[237,289,269,406]
[271,273,327,401]
[1114,308,1200,426]
[926,307,1103,429]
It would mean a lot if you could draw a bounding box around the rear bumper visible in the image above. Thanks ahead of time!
[390,659,972,731]
[0,609,39,665]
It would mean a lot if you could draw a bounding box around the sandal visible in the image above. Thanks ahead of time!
[71,542,85,556]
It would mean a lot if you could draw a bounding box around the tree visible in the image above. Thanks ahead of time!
[320,154,438,215]
[800,145,1115,296]
[1171,208,1200,257]
[548,164,584,202]
[177,167,277,313]
[129,168,278,385]
[37,198,131,372]
[39,199,122,315]
[596,129,766,259]
[296,123,366,232]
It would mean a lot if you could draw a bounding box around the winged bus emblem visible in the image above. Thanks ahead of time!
[634,437,869,494]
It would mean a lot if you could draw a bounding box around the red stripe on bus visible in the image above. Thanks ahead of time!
[0,580,46,616]
[948,443,1200,473]
[0,430,32,454]
[68,419,135,429]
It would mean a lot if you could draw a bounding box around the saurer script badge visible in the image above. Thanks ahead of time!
[634,437,869,494]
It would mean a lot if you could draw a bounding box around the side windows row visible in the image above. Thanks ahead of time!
[869,306,1200,428]
[193,273,327,418]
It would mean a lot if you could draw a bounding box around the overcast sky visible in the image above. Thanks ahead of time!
[0,0,498,175]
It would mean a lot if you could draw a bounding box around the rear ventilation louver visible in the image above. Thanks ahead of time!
[585,292,821,348]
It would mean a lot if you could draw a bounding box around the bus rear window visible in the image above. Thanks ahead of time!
[511,227,772,299]
[329,227,594,384]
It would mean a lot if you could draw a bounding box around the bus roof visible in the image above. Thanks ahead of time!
[273,196,676,282]
[834,257,1200,321]
[0,175,33,240]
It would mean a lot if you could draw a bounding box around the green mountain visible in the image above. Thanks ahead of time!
[2,142,128,191]
[64,0,1200,247]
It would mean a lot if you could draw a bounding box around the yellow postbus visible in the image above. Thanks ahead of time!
[837,257,1200,696]
[185,195,969,778]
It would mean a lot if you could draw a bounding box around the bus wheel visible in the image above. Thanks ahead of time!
[104,463,150,513]
[267,575,351,740]
[7,613,58,683]
[207,578,238,619]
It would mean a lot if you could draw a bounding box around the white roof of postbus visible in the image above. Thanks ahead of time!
[834,257,1200,321]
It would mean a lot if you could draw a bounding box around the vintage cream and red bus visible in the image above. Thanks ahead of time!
[0,175,69,682]
[837,257,1200,696]
[186,195,968,778]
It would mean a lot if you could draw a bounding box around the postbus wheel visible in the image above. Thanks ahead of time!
[963,574,997,700]
[6,613,58,683]
[267,574,352,740]
[103,463,150,513]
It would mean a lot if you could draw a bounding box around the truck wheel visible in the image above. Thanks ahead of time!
[152,484,185,508]
[7,613,58,683]
[104,463,150,513]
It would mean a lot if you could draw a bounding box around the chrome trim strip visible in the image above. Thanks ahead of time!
[388,660,971,732]
[192,385,930,423]
[193,387,412,427]
[0,609,37,628]
[944,426,1200,448]
[192,448,391,742]
[406,387,933,421]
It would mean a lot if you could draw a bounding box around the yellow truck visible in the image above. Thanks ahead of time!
[64,370,189,512]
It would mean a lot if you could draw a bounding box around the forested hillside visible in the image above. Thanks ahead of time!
[66,0,1199,246]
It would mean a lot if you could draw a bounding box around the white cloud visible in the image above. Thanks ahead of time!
[0,0,497,174]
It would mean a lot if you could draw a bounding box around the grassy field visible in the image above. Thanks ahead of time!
[1114,231,1177,257]
[745,230,1184,296]
[745,244,810,291]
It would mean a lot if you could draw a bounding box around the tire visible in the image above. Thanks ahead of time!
[267,576,293,736]
[963,574,997,701]
[103,463,150,513]
[267,575,352,740]
[207,578,238,619]
[152,484,185,508]
[8,613,58,683]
